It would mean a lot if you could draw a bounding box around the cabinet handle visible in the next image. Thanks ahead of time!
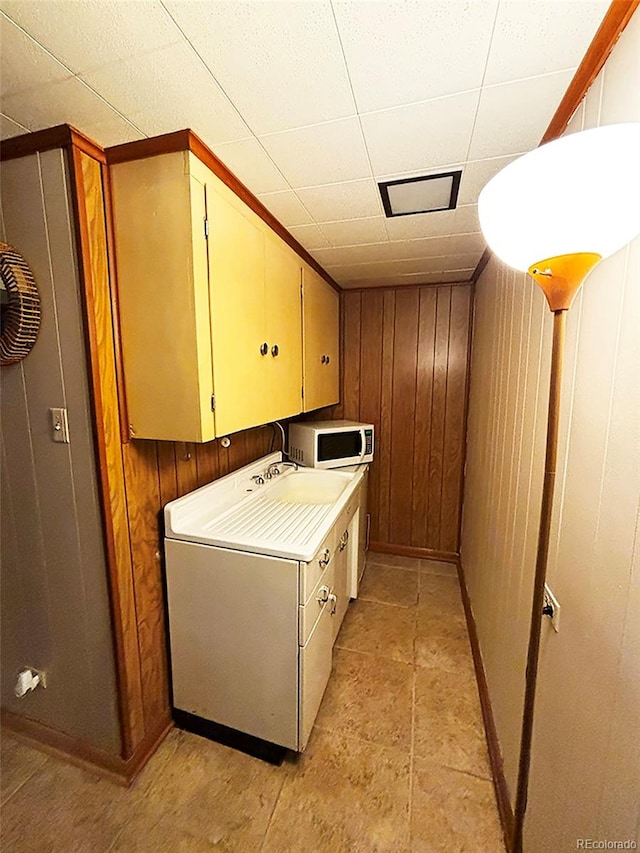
[316,585,330,604]
[339,529,349,551]
[326,355,330,364]
[271,344,279,357]
[320,355,326,364]
[260,342,268,356]
[328,592,337,615]
[318,548,331,569]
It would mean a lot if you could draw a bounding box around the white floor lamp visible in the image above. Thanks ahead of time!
[478,122,640,853]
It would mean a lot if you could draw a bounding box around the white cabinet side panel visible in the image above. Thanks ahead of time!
[165,539,299,749]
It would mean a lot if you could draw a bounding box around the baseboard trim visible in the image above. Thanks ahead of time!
[456,562,514,852]
[368,542,458,563]
[0,709,172,787]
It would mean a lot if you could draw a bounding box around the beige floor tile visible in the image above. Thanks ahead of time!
[109,813,222,852]
[413,667,491,779]
[418,559,458,577]
[336,599,417,663]
[418,574,465,620]
[0,754,132,852]
[415,620,475,675]
[0,733,48,805]
[359,564,419,607]
[263,728,410,853]
[411,757,504,852]
[126,728,285,850]
[315,648,413,751]
[366,551,422,571]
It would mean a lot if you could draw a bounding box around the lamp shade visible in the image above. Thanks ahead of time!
[478,123,640,271]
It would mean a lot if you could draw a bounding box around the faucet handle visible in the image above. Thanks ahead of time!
[251,475,265,485]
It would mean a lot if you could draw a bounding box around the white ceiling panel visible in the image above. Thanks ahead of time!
[384,203,479,241]
[211,138,288,195]
[257,190,313,228]
[1,76,143,146]
[296,179,383,223]
[333,0,497,113]
[311,233,479,267]
[327,252,483,280]
[81,41,251,143]
[1,112,29,139]
[484,1,609,86]
[259,117,371,188]
[319,217,389,248]
[457,155,518,205]
[340,271,474,289]
[468,69,574,160]
[167,0,355,135]
[1,0,182,76]
[287,224,331,251]
[361,90,480,176]
[0,14,72,98]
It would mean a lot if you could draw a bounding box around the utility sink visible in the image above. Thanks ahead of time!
[266,469,354,505]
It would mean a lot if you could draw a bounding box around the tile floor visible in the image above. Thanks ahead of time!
[0,554,505,852]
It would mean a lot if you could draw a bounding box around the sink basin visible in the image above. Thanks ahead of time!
[266,469,353,505]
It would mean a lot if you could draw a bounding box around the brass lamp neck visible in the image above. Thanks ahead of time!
[527,252,602,311]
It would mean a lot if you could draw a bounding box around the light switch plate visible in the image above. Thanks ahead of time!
[50,407,70,443]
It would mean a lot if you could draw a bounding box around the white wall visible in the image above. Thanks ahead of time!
[461,10,640,851]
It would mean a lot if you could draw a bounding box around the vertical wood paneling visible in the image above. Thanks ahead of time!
[389,288,419,546]
[412,288,437,547]
[342,284,472,557]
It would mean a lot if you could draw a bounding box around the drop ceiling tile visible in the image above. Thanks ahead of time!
[296,180,383,223]
[1,77,143,147]
[259,118,371,188]
[457,155,518,205]
[339,271,474,289]
[333,0,497,112]
[1,0,182,76]
[484,1,609,86]
[319,217,388,248]
[170,1,355,134]
[468,70,574,160]
[257,191,313,227]
[0,15,72,98]
[211,138,288,195]
[312,234,474,267]
[361,90,480,175]
[81,41,250,144]
[384,204,480,241]
[1,112,29,139]
[599,10,640,124]
[287,224,330,251]
[328,252,483,280]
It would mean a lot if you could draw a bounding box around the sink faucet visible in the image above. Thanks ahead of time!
[266,460,298,477]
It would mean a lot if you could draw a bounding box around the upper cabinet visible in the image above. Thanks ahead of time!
[110,144,324,442]
[302,266,340,412]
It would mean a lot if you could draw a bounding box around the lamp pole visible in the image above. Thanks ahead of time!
[512,252,600,853]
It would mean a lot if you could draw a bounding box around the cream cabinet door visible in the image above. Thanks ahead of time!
[207,189,268,436]
[264,237,303,423]
[302,267,340,412]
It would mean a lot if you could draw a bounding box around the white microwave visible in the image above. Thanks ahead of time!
[288,420,374,469]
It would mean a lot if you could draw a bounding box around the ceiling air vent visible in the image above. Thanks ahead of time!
[378,170,462,218]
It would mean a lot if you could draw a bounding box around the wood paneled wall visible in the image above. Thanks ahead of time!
[338,284,472,559]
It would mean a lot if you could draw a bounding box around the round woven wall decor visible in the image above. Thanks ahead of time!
[0,241,41,365]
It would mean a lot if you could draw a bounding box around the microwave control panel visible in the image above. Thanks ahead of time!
[364,429,373,455]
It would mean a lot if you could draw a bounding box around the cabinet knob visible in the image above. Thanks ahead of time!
[320,354,327,364]
[328,592,337,615]
[260,342,268,356]
[316,585,330,604]
[318,548,331,569]
[271,344,279,357]
[326,355,330,364]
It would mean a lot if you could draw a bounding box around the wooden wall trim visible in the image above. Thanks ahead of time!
[368,542,458,564]
[1,709,172,787]
[0,124,105,163]
[457,561,514,853]
[470,0,638,285]
[541,0,640,144]
[105,129,340,293]
[68,145,146,757]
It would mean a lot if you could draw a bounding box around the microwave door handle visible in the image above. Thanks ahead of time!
[359,431,366,460]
